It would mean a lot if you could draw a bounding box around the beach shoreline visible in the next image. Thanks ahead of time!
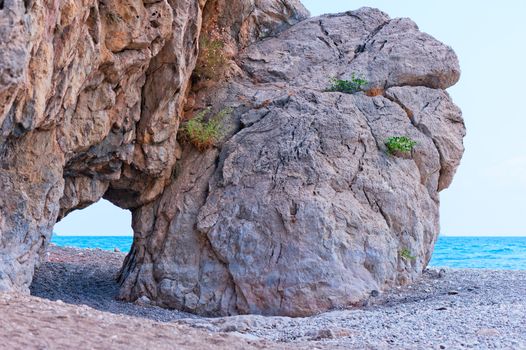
[4,246,524,349]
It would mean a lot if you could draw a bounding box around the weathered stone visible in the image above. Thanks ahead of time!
[0,0,309,299]
[1,2,464,318]
[0,0,181,292]
[203,0,309,49]
[117,8,465,316]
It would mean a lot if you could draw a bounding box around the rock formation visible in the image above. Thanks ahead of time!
[0,0,465,317]
[0,0,307,293]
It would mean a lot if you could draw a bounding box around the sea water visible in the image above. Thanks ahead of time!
[51,235,526,270]
[429,236,526,270]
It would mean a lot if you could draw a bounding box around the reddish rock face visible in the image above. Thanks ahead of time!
[0,2,464,317]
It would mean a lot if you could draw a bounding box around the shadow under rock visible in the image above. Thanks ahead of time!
[30,248,197,323]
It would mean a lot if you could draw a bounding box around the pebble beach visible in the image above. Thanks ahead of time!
[0,246,516,349]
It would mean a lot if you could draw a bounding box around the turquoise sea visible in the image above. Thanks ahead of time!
[51,236,526,270]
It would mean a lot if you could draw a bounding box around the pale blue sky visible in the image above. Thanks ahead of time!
[55,1,526,236]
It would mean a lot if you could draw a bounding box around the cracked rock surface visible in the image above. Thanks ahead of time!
[1,1,464,317]
[117,8,465,316]
[0,0,307,293]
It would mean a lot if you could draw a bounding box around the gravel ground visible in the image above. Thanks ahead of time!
[30,245,198,322]
[30,246,526,349]
[0,293,281,350]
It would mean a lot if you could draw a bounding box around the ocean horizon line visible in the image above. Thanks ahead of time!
[50,235,526,270]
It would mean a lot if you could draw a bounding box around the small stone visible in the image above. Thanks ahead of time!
[477,328,500,337]
[221,325,239,333]
[370,290,380,297]
[333,329,352,338]
[359,299,370,307]
[448,290,459,295]
[308,328,352,340]
[311,329,335,340]
[435,307,447,311]
[134,296,152,307]
[114,248,121,253]
[438,269,447,278]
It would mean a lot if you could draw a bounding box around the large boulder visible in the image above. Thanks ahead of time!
[117,8,465,316]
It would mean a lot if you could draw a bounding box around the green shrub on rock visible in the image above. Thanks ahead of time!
[400,248,416,261]
[327,74,367,94]
[194,36,226,80]
[386,136,417,155]
[182,107,232,151]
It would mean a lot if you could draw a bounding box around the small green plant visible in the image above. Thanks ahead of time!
[327,74,367,94]
[194,35,226,80]
[182,107,232,151]
[400,248,416,261]
[385,136,417,155]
